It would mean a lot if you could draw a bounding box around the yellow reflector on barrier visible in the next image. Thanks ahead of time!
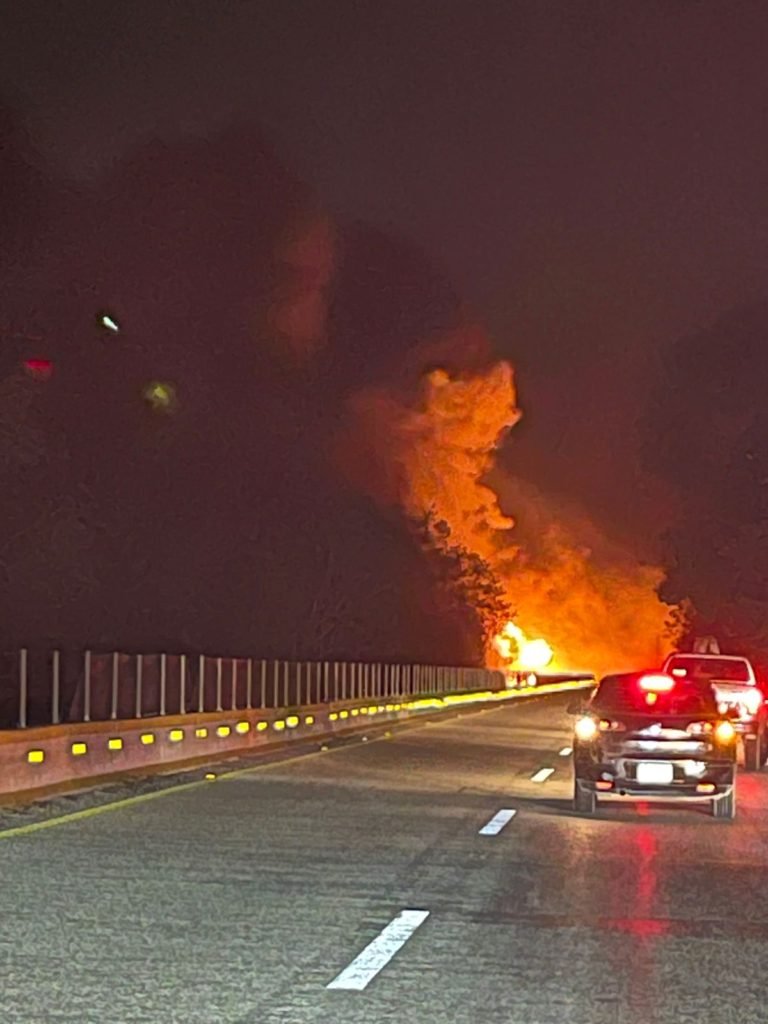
[360,707,368,715]
[27,750,44,764]
[205,773,216,780]
[71,742,87,756]
[274,720,286,731]
[140,733,155,745]
[329,712,339,721]
[305,715,315,725]
[386,704,394,712]
[169,729,184,742]
[195,727,208,739]
[339,710,349,719]
[369,706,378,714]
[394,704,401,711]
[377,705,385,713]
[351,709,359,717]
[286,716,299,728]
[107,738,123,751]
[256,721,268,732]
[216,725,231,738]
[235,722,250,735]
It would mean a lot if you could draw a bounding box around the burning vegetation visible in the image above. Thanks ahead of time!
[344,335,681,679]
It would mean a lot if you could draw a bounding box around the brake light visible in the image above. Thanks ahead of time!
[574,716,598,741]
[638,673,675,693]
[714,721,736,744]
[671,668,687,677]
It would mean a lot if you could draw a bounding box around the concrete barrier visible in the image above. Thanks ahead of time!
[0,679,594,801]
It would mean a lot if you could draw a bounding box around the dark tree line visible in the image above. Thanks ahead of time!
[642,301,768,667]
[0,107,482,666]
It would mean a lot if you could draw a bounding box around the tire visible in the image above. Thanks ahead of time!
[573,777,596,815]
[760,729,768,766]
[712,787,736,820]
[744,736,761,772]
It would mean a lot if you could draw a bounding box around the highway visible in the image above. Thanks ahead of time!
[3,691,768,1024]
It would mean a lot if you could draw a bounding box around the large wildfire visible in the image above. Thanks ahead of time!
[343,340,681,678]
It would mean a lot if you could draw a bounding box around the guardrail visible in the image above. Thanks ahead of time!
[0,674,595,802]
[2,648,510,730]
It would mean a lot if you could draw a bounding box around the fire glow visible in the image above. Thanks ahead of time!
[343,328,682,677]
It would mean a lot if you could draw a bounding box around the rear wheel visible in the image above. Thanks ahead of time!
[712,787,736,820]
[573,778,596,815]
[744,736,761,771]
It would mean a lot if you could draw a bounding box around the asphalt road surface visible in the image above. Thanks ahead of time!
[3,692,767,1024]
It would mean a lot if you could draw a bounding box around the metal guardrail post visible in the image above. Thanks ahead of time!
[273,660,279,708]
[83,650,92,723]
[216,657,223,711]
[260,659,267,708]
[198,655,205,713]
[333,662,339,702]
[160,653,167,716]
[51,650,61,725]
[282,660,289,706]
[340,662,347,700]
[323,662,329,703]
[180,654,186,714]
[231,659,238,711]
[136,654,143,718]
[296,662,303,705]
[111,652,119,720]
[18,648,28,728]
[246,658,253,709]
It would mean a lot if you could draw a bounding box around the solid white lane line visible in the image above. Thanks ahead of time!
[478,808,517,835]
[559,746,573,756]
[326,909,430,992]
[531,767,555,783]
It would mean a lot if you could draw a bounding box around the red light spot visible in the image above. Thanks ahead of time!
[24,359,53,380]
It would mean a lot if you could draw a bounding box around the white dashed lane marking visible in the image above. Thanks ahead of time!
[531,767,555,783]
[478,808,517,835]
[559,746,573,756]
[326,909,430,992]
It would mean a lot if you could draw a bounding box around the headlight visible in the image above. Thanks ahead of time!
[574,716,598,741]
[714,720,736,744]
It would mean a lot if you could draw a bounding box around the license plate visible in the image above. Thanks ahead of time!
[636,761,674,785]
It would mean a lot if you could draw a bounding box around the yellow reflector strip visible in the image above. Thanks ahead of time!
[369,706,377,714]
[195,727,208,739]
[305,715,315,725]
[360,707,368,715]
[108,738,123,751]
[235,722,250,734]
[71,742,87,756]
[274,720,286,731]
[377,706,385,712]
[329,712,339,721]
[140,733,155,745]
[386,704,394,712]
[256,721,268,731]
[27,750,44,764]
[394,705,401,711]
[286,715,299,728]
[205,773,216,780]
[169,729,184,742]
[339,710,349,719]
[216,726,231,738]
[351,709,359,717]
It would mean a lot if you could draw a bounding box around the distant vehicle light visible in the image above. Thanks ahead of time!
[638,673,675,693]
[23,358,53,380]
[671,668,687,677]
[714,721,736,744]
[574,716,598,741]
[98,312,120,332]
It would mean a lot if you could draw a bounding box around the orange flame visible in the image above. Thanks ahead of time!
[343,335,681,678]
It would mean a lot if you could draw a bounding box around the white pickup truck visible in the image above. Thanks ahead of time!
[661,652,767,771]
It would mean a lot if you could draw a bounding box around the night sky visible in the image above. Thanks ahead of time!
[3,0,768,552]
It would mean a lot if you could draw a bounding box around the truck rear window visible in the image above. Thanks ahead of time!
[665,657,750,683]
[592,674,719,717]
